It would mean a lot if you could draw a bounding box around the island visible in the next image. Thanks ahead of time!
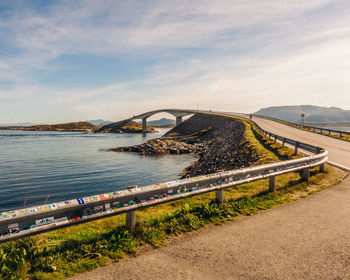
[0,121,98,132]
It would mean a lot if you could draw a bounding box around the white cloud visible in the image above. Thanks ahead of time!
[2,0,350,122]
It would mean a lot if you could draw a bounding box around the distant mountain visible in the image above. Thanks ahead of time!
[254,105,350,123]
[86,119,113,127]
[147,118,176,126]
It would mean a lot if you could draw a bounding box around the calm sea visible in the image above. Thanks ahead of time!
[0,129,195,212]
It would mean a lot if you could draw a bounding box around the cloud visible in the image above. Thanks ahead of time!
[1,0,350,122]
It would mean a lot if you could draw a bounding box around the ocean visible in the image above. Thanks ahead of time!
[0,129,195,212]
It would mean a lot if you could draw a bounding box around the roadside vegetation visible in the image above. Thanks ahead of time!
[0,117,345,280]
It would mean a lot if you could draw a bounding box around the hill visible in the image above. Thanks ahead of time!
[95,120,157,133]
[147,118,175,126]
[254,105,350,123]
[0,122,98,132]
[86,119,113,127]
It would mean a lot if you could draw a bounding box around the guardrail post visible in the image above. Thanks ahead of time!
[340,133,343,138]
[269,176,276,192]
[126,210,136,231]
[301,168,310,181]
[282,138,286,147]
[274,135,277,143]
[319,163,325,173]
[294,142,299,154]
[216,189,224,203]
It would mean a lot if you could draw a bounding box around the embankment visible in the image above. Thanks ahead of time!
[110,114,260,177]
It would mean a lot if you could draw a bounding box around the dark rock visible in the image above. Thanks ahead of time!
[109,113,260,177]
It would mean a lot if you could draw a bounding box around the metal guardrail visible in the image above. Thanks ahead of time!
[0,111,328,243]
[252,114,350,138]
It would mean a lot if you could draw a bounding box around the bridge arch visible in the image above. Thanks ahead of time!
[129,109,197,132]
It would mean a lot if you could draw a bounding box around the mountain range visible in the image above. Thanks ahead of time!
[254,105,350,123]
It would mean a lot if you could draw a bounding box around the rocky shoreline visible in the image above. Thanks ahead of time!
[109,114,259,178]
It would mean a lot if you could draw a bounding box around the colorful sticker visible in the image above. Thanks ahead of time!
[41,205,50,211]
[77,198,85,205]
[36,217,54,226]
[71,216,81,222]
[99,194,110,201]
[9,227,20,235]
[58,201,70,207]
[0,212,12,219]
[49,204,57,210]
[22,225,30,231]
[91,195,100,202]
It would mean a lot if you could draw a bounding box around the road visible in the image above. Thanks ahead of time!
[253,116,350,169]
[72,118,350,280]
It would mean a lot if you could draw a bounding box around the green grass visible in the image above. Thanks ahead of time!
[0,116,345,280]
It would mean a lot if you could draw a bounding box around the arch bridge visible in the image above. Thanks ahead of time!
[127,109,199,132]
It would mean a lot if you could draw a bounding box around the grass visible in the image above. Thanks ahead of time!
[0,116,345,280]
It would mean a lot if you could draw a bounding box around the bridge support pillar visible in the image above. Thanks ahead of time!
[216,189,224,203]
[176,116,183,126]
[142,118,147,133]
[301,168,310,181]
[269,176,276,192]
[126,210,136,232]
[319,163,325,173]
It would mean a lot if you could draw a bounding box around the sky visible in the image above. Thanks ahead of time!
[1,0,350,123]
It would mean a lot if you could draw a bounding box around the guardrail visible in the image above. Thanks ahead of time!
[0,111,328,243]
[252,114,350,138]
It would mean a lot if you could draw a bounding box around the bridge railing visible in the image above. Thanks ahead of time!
[251,114,350,138]
[0,111,328,243]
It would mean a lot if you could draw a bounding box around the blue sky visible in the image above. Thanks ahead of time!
[1,0,350,123]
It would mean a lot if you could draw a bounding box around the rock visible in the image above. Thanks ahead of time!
[109,114,260,177]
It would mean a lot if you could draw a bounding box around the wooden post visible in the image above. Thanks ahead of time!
[126,210,136,231]
[269,176,276,192]
[216,189,224,203]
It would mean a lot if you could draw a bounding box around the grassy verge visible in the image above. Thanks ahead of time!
[0,117,345,280]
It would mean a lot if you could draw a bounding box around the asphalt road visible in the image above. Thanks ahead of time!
[253,117,350,169]
[72,119,350,280]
